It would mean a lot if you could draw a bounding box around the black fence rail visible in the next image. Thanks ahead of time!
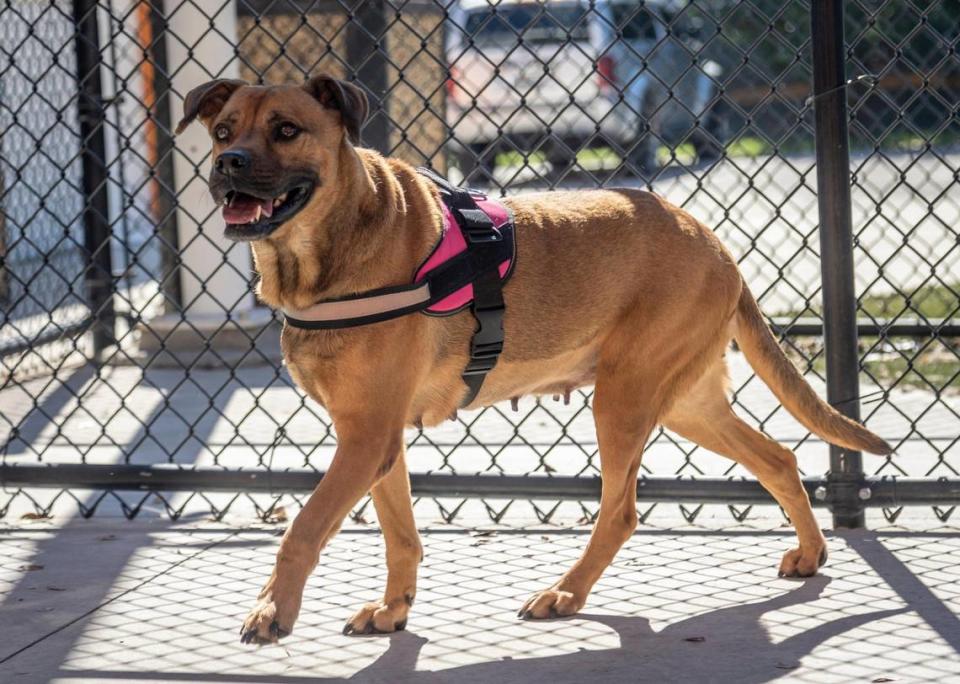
[1,0,958,526]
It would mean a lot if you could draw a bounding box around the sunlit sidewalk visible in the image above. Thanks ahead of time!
[1,514,958,683]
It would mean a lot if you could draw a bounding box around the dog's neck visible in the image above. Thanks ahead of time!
[250,145,439,312]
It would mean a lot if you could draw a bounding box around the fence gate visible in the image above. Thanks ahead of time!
[1,0,958,526]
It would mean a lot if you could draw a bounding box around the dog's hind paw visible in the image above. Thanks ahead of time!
[778,543,828,578]
[343,598,411,636]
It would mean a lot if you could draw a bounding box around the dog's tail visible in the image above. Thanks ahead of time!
[733,283,892,455]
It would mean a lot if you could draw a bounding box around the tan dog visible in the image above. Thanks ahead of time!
[176,75,891,645]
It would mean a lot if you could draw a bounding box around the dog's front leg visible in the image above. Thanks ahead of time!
[240,426,403,644]
[343,445,421,635]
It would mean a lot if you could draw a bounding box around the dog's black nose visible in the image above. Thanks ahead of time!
[215,149,251,174]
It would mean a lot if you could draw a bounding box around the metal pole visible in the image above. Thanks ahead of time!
[2,464,958,508]
[346,0,390,153]
[811,0,865,528]
[73,0,116,356]
[145,2,183,312]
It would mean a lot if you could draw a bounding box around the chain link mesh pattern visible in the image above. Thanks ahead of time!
[1,0,957,524]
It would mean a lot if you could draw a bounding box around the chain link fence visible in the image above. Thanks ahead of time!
[0,0,957,525]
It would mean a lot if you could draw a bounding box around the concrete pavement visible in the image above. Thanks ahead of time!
[1,515,958,683]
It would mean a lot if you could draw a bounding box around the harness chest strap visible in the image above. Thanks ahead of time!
[281,168,516,407]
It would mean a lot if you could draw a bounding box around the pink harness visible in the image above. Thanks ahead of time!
[415,191,514,314]
[282,168,516,406]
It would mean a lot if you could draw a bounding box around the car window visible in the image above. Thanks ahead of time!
[611,3,658,41]
[464,3,591,44]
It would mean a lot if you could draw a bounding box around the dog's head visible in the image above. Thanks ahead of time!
[175,75,368,242]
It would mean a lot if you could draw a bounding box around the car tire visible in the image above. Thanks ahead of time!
[692,101,732,164]
[452,143,496,186]
[625,91,660,180]
[624,130,658,180]
[546,151,576,176]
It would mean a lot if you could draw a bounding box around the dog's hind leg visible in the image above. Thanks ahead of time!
[519,366,659,619]
[662,359,827,577]
[343,446,422,635]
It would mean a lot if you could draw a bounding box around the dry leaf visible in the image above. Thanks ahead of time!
[266,506,288,524]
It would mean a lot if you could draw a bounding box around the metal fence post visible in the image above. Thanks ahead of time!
[346,0,390,154]
[73,0,116,355]
[810,0,865,528]
[145,2,183,312]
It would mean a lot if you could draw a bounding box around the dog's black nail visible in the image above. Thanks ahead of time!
[522,610,533,620]
[549,606,559,619]
[241,629,257,644]
[343,624,355,636]
[818,548,828,567]
[395,619,407,632]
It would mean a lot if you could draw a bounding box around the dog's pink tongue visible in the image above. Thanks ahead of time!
[222,196,273,224]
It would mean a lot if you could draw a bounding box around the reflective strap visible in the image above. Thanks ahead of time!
[282,281,432,330]
[284,282,430,323]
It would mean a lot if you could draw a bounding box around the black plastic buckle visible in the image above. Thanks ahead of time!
[457,208,501,244]
[463,354,499,376]
[462,304,504,377]
[471,305,504,345]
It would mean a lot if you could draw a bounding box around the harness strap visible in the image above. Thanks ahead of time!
[282,238,509,330]
[454,204,507,406]
[415,167,507,406]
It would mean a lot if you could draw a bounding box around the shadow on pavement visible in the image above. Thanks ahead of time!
[843,529,960,655]
[49,576,906,684]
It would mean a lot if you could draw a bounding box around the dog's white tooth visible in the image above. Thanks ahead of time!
[254,205,262,222]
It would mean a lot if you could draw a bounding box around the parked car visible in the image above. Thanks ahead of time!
[445,0,728,181]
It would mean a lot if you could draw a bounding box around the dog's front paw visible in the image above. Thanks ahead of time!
[343,598,411,635]
[240,593,299,645]
[518,588,584,620]
[778,543,828,578]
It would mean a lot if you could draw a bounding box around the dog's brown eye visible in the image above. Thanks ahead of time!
[214,125,230,142]
[277,122,299,140]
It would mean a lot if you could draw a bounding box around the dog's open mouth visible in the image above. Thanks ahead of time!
[221,181,314,241]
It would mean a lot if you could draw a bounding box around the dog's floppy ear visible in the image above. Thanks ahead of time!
[303,74,369,145]
[175,79,247,134]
